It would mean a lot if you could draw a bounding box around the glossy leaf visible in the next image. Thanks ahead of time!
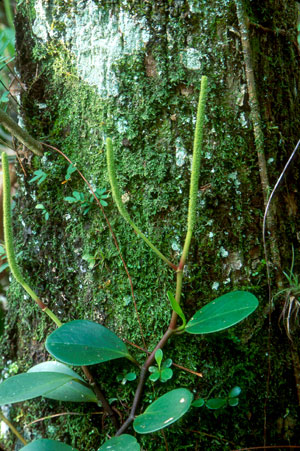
[228,397,239,407]
[21,439,78,450]
[98,434,140,451]
[192,398,205,408]
[133,388,193,434]
[155,349,163,369]
[149,371,160,382]
[186,291,258,334]
[160,368,173,382]
[46,320,131,366]
[0,372,76,406]
[28,361,97,403]
[228,386,241,398]
[167,291,186,327]
[162,358,172,369]
[206,398,227,410]
[125,372,136,382]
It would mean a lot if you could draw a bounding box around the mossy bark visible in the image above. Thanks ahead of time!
[1,1,300,449]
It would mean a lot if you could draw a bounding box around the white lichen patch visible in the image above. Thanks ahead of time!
[175,138,187,167]
[220,246,229,258]
[181,47,202,70]
[0,406,10,437]
[32,0,151,97]
[212,281,219,290]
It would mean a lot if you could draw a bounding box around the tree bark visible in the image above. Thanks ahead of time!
[1,1,300,449]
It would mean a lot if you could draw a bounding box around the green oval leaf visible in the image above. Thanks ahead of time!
[45,320,131,366]
[98,434,140,451]
[162,358,172,369]
[21,439,78,450]
[0,372,75,406]
[192,398,205,408]
[228,386,241,398]
[133,388,193,434]
[125,372,136,382]
[167,291,186,328]
[160,368,173,382]
[155,349,163,368]
[28,362,97,403]
[206,398,227,410]
[149,371,160,382]
[228,397,239,407]
[186,291,258,334]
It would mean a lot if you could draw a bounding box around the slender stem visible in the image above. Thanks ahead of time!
[169,269,183,330]
[3,0,14,29]
[106,138,177,271]
[81,366,118,428]
[0,110,43,156]
[180,75,208,268]
[2,152,61,324]
[0,411,27,446]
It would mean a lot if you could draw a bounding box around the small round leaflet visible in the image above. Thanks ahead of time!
[133,388,193,434]
[98,434,140,450]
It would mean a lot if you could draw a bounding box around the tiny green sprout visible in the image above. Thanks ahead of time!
[82,252,101,269]
[28,169,48,185]
[64,164,77,182]
[35,203,49,221]
[117,371,137,385]
[191,398,205,408]
[64,188,108,214]
[148,349,173,383]
[155,349,163,369]
[192,386,241,410]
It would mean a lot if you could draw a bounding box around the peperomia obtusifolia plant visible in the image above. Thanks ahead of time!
[0,76,258,450]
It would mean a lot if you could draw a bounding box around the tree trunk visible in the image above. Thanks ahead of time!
[1,1,300,449]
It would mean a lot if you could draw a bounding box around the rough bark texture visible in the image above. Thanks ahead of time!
[1,1,300,449]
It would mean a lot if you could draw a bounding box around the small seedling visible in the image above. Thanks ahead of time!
[62,164,77,184]
[148,349,173,383]
[116,371,137,385]
[28,169,48,185]
[35,203,49,221]
[82,251,103,269]
[192,386,242,410]
[64,188,108,214]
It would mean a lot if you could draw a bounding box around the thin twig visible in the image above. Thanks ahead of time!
[232,447,300,451]
[81,365,118,428]
[190,429,236,447]
[0,109,43,156]
[124,339,203,377]
[0,411,27,446]
[161,428,169,451]
[25,411,102,427]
